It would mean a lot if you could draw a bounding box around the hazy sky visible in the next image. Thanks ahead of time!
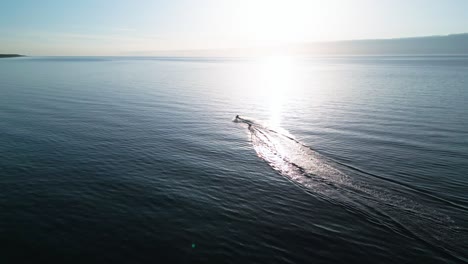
[1,0,467,55]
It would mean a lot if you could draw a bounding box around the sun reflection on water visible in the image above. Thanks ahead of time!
[258,56,294,127]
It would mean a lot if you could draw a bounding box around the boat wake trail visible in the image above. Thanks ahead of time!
[234,116,467,262]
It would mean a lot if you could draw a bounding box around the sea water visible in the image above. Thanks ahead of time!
[0,56,467,263]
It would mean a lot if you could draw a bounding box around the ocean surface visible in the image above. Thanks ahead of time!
[0,56,467,263]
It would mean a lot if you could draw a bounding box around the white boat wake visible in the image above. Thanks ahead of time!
[234,115,466,262]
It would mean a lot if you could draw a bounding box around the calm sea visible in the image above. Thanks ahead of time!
[0,56,467,263]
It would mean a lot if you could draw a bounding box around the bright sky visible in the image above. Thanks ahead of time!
[1,0,467,55]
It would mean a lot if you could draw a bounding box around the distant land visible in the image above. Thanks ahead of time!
[0,54,24,58]
[129,33,468,57]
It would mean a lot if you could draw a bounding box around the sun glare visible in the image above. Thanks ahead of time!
[234,0,349,45]
[258,56,294,127]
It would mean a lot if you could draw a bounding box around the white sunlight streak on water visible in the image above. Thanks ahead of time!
[258,56,294,127]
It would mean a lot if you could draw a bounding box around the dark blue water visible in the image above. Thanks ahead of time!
[0,56,467,263]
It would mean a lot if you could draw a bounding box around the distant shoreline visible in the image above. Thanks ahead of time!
[127,33,468,57]
[0,54,24,58]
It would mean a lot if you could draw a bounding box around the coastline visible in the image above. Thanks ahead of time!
[0,54,24,58]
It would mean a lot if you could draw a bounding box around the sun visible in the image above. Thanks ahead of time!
[233,0,347,45]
